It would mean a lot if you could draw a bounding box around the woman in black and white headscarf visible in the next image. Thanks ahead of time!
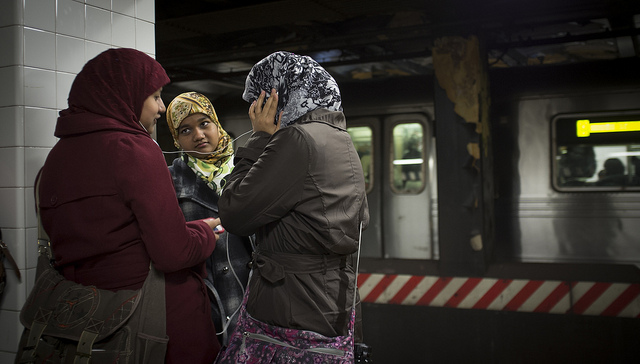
[219,51,369,343]
[241,51,343,129]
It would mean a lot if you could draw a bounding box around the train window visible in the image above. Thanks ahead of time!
[391,123,425,193]
[348,126,374,193]
[552,113,640,191]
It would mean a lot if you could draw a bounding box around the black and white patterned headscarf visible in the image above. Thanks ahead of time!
[242,51,342,128]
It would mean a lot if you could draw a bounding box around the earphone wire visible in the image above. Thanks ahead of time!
[214,231,247,336]
[160,129,253,155]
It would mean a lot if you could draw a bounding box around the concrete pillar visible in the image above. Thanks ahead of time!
[432,35,494,276]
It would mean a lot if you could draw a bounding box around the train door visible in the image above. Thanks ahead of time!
[348,113,436,259]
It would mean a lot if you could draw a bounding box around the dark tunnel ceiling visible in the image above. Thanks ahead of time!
[155,0,640,101]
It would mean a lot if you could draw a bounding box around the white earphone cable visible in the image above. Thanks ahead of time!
[160,129,253,155]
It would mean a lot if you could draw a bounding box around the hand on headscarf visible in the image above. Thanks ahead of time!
[248,89,282,135]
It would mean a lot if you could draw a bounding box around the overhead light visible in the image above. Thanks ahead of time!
[393,158,423,165]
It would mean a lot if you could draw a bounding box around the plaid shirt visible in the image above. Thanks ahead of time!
[169,156,253,346]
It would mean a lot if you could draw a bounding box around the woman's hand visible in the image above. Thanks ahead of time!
[202,217,222,233]
[249,89,282,135]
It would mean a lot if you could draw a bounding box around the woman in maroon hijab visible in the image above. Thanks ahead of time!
[37,48,221,363]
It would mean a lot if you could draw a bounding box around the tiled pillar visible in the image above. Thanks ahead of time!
[0,0,156,360]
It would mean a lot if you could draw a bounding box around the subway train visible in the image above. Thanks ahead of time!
[159,58,640,363]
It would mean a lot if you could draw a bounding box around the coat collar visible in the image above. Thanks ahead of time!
[170,157,219,213]
[294,109,346,130]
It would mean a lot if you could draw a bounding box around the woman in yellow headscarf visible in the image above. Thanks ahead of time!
[167,92,234,193]
[166,92,253,346]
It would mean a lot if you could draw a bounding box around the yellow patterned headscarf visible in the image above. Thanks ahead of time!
[166,92,234,194]
[166,92,234,167]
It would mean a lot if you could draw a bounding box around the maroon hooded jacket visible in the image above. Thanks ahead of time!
[37,48,220,363]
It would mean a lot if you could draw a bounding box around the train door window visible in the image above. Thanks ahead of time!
[383,115,433,259]
[348,126,373,193]
[391,123,425,193]
[552,112,640,191]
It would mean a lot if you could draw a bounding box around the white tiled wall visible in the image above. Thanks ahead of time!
[0,0,156,360]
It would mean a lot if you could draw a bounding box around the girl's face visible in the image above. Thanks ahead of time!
[139,88,165,134]
[177,113,220,159]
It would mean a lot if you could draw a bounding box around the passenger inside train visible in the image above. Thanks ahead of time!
[596,158,627,186]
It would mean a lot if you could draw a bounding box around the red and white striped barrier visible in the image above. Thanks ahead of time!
[357,273,640,318]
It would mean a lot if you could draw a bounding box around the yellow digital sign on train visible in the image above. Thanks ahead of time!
[577,119,640,137]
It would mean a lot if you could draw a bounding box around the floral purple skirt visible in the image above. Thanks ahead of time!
[214,284,355,364]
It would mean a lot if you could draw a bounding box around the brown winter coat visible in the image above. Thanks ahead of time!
[219,108,369,339]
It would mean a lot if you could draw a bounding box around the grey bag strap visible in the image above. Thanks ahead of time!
[138,260,166,338]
